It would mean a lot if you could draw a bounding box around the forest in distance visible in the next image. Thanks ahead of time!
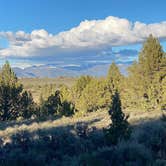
[0,35,165,165]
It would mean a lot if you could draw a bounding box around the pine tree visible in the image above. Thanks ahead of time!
[104,91,131,145]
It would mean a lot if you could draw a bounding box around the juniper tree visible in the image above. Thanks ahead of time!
[107,62,123,95]
[20,91,36,119]
[76,78,112,113]
[40,84,56,101]
[128,35,166,110]
[41,90,62,116]
[71,75,93,105]
[104,91,131,145]
[0,61,35,120]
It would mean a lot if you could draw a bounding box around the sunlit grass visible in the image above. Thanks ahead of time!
[0,108,162,139]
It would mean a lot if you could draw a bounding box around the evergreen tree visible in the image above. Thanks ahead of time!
[139,34,164,75]
[41,90,62,116]
[20,91,36,119]
[59,84,71,102]
[59,85,75,116]
[128,35,166,110]
[107,62,123,92]
[125,61,144,108]
[0,61,23,120]
[104,91,131,145]
[40,84,56,101]
[0,61,35,120]
[71,75,93,102]
[60,100,75,116]
[76,78,112,113]
[161,76,166,110]
[74,75,93,95]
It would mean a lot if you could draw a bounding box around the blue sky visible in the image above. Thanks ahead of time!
[0,0,165,33]
[0,0,165,69]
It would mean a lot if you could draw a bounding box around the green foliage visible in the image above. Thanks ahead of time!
[78,142,153,166]
[126,35,166,110]
[70,75,93,106]
[115,142,152,166]
[19,91,36,119]
[40,90,62,116]
[39,83,56,104]
[0,61,35,121]
[59,84,72,102]
[60,100,75,116]
[136,122,166,158]
[161,76,166,110]
[40,90,75,117]
[76,78,112,114]
[104,91,131,145]
[73,75,93,97]
[139,35,165,75]
[107,62,123,92]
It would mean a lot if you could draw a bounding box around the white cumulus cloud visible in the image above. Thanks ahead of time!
[0,16,165,58]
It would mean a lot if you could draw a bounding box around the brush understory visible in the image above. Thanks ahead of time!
[0,109,162,138]
[0,109,165,166]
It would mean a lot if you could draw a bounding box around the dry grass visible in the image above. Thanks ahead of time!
[0,108,162,140]
[19,77,76,102]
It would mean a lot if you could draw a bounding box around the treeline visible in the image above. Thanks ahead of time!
[53,35,166,115]
[0,35,165,121]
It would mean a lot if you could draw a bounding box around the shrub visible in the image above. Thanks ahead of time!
[115,142,153,165]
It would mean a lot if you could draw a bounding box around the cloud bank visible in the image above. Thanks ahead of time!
[0,16,166,58]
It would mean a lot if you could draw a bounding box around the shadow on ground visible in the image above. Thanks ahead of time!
[0,115,165,166]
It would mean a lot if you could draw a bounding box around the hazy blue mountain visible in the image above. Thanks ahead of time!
[11,49,138,77]
[13,63,129,78]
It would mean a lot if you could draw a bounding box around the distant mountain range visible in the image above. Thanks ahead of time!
[10,49,138,78]
[13,63,130,78]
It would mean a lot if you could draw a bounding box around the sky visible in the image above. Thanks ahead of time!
[0,0,166,69]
